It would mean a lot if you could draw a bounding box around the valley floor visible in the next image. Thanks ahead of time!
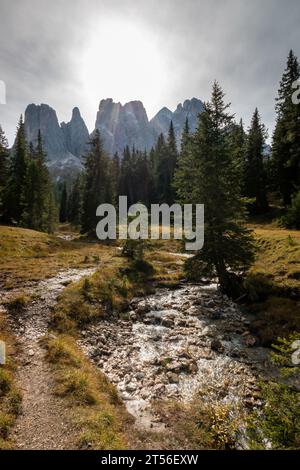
[0,223,299,450]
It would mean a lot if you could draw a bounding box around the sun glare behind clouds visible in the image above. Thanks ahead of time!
[80,18,167,118]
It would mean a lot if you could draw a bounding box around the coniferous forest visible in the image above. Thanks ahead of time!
[1,1,300,457]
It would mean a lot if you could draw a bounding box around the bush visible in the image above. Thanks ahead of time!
[45,336,81,367]
[244,272,273,302]
[122,239,144,260]
[55,370,97,405]
[153,400,240,449]
[282,191,300,229]
[0,369,12,397]
[184,255,214,282]
[0,412,13,438]
[248,381,300,449]
[249,297,300,346]
[5,294,30,314]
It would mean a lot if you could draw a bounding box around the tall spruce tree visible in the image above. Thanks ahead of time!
[81,130,112,234]
[272,50,300,205]
[0,125,9,218]
[173,117,196,202]
[21,131,58,232]
[6,116,28,223]
[59,182,68,223]
[68,175,83,226]
[229,119,246,195]
[154,132,172,204]
[175,82,255,296]
[119,146,135,205]
[111,152,120,204]
[244,109,269,213]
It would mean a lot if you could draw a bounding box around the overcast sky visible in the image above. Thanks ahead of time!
[0,0,300,144]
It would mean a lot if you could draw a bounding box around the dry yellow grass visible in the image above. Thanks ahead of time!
[44,334,133,449]
[0,309,22,449]
[0,225,118,288]
[246,224,300,345]
[249,225,300,295]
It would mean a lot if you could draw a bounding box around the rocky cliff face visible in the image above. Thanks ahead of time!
[24,104,85,178]
[61,107,89,159]
[24,104,69,161]
[94,98,155,155]
[150,98,205,143]
[23,97,204,177]
[94,97,204,155]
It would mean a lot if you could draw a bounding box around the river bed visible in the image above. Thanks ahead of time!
[79,283,271,430]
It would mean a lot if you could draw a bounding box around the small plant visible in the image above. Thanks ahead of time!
[271,333,300,377]
[45,336,81,367]
[55,370,96,405]
[5,294,30,314]
[287,234,297,247]
[0,412,13,439]
[0,369,11,396]
[122,239,144,260]
[281,191,300,229]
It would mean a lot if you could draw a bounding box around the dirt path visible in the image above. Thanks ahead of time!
[3,268,95,450]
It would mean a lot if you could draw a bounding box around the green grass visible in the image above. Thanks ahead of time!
[135,399,242,450]
[248,225,300,296]
[246,224,300,345]
[44,335,133,449]
[0,310,22,449]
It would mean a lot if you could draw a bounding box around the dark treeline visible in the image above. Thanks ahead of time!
[0,116,57,232]
[63,122,179,232]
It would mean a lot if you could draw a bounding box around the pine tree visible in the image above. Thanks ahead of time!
[119,146,135,206]
[154,133,171,204]
[175,82,255,296]
[6,116,28,223]
[272,50,300,205]
[167,120,178,173]
[21,131,58,232]
[229,119,246,195]
[111,152,120,204]
[174,117,195,202]
[244,109,269,213]
[81,130,112,234]
[0,125,9,218]
[59,182,68,223]
[68,175,83,226]
[134,150,153,206]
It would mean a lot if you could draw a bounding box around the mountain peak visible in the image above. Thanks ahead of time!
[151,98,204,143]
[72,106,81,119]
[22,97,205,176]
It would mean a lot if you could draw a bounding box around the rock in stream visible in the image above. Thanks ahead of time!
[79,284,270,431]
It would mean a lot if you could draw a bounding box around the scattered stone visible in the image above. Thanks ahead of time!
[210,339,225,353]
[161,317,174,328]
[244,335,256,347]
[125,383,137,393]
[78,283,264,433]
[136,372,145,380]
[167,372,179,383]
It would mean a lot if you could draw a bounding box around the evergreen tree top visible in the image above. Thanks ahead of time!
[276,49,300,116]
[0,125,8,148]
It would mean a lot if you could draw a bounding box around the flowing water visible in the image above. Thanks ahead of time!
[79,283,270,430]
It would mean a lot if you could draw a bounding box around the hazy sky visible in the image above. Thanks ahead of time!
[0,0,300,144]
